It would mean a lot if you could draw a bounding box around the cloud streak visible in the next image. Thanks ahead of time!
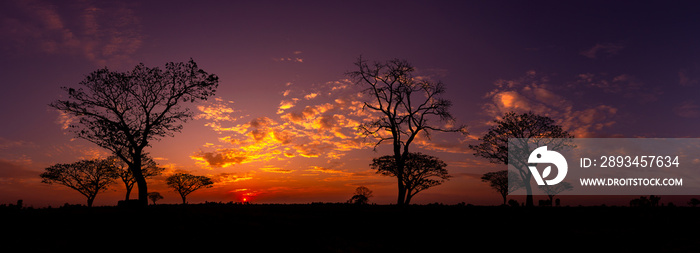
[273,50,304,63]
[572,73,662,103]
[674,100,700,118]
[580,42,624,59]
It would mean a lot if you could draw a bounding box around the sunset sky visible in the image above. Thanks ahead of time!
[1,1,700,207]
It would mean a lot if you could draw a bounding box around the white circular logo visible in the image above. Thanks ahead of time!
[528,146,568,185]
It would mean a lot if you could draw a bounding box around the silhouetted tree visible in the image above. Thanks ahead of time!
[508,199,520,207]
[481,170,523,205]
[470,111,573,207]
[148,192,163,205]
[109,155,164,201]
[348,186,373,204]
[688,198,700,207]
[538,182,573,205]
[649,195,661,207]
[630,196,651,207]
[348,57,466,205]
[166,173,213,204]
[40,158,118,207]
[630,195,661,207]
[50,59,218,206]
[371,152,451,204]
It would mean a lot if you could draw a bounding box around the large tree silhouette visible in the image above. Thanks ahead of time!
[470,111,573,207]
[50,59,218,206]
[371,152,451,204]
[166,173,214,204]
[40,158,119,207]
[348,57,465,205]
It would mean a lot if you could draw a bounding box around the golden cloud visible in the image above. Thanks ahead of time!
[277,98,299,114]
[213,172,254,184]
[190,149,249,168]
[191,79,379,169]
[55,110,77,130]
[196,98,235,121]
[306,165,346,174]
[304,93,319,100]
[259,166,294,174]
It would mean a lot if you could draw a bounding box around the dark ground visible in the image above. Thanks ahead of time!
[2,203,698,252]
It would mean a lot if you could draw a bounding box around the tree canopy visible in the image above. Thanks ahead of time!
[40,158,119,207]
[371,152,451,204]
[166,173,214,204]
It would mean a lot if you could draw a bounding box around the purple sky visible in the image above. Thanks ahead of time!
[1,1,699,207]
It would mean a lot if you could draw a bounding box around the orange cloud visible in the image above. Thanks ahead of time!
[55,110,77,130]
[196,98,236,121]
[260,166,294,174]
[192,80,377,169]
[191,149,250,168]
[306,166,346,174]
[277,98,299,114]
[195,98,250,134]
[273,51,304,63]
[304,93,319,100]
[213,172,254,184]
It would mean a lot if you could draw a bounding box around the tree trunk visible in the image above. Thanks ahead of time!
[124,185,132,201]
[87,196,95,207]
[135,173,148,207]
[181,195,187,205]
[395,151,406,206]
[130,152,149,207]
[525,186,534,207]
[502,194,507,206]
[522,170,534,207]
[396,178,405,205]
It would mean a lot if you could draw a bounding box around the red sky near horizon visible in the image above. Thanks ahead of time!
[1,1,700,207]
